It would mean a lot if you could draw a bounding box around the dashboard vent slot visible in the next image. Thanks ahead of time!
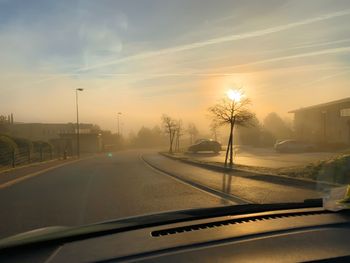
[151,210,329,237]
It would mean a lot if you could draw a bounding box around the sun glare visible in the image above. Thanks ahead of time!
[227,89,242,102]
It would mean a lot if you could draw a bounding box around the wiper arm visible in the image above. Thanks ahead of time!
[0,199,323,251]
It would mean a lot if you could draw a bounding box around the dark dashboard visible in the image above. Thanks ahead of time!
[1,207,350,262]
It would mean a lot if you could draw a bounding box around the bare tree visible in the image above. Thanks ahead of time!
[209,121,220,141]
[161,114,177,153]
[208,90,255,167]
[187,123,199,145]
[174,120,184,152]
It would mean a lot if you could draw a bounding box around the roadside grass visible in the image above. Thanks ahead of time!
[277,154,350,184]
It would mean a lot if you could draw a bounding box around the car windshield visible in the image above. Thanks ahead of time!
[1,0,350,239]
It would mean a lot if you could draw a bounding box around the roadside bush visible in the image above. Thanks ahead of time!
[318,155,350,184]
[12,137,33,153]
[0,135,18,153]
[0,135,18,165]
[33,141,53,152]
[279,154,350,184]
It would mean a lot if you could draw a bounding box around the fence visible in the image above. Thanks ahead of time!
[0,147,60,169]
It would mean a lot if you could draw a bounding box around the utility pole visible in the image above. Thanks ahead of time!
[76,88,84,158]
[322,110,327,143]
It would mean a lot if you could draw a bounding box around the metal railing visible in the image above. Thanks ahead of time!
[0,148,58,169]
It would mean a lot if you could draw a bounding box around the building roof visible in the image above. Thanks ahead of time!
[289,97,350,113]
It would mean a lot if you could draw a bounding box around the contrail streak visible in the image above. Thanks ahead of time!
[215,46,350,70]
[32,9,350,85]
[297,68,350,89]
[31,46,350,87]
[76,9,350,72]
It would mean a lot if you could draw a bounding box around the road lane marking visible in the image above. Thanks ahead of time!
[140,154,251,205]
[0,159,81,189]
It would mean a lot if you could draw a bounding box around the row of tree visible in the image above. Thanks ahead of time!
[161,115,199,153]
[99,108,291,159]
[160,89,293,167]
[234,112,292,147]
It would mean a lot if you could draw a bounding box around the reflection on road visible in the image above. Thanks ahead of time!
[222,173,232,202]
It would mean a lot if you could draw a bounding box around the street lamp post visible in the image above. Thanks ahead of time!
[76,88,84,158]
[121,122,124,136]
[117,112,122,136]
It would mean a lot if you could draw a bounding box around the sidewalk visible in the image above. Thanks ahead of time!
[0,157,79,187]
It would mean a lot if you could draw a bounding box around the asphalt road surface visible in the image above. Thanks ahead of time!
[0,150,329,239]
[0,150,224,239]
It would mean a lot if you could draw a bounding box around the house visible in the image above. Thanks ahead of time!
[289,97,350,145]
[5,122,102,155]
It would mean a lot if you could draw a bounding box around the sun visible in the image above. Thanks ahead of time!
[227,89,242,102]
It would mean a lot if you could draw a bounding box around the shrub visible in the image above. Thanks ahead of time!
[0,135,18,153]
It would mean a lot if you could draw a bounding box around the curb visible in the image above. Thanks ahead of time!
[159,152,341,189]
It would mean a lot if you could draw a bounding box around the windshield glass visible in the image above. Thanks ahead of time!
[1,0,350,239]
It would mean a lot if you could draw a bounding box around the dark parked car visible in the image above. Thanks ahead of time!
[188,140,221,153]
[274,139,315,153]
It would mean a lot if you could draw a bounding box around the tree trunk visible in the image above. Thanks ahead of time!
[169,130,173,153]
[229,119,236,167]
[169,130,175,153]
[229,124,234,167]
[176,134,180,152]
[224,126,232,167]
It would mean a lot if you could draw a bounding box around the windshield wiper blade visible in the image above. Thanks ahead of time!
[0,199,323,250]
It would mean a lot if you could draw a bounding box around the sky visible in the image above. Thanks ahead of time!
[1,0,350,134]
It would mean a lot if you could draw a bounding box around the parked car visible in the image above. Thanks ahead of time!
[188,139,222,153]
[274,139,315,153]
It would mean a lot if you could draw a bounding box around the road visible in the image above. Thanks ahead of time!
[185,146,339,168]
[0,150,328,239]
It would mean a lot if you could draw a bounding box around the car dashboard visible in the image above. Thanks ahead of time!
[1,207,350,262]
